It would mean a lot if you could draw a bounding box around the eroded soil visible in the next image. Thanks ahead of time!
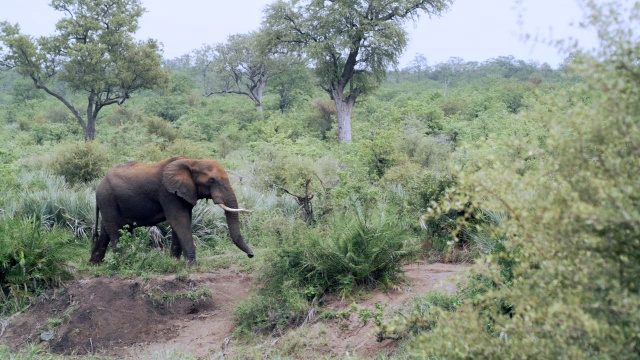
[0,262,468,359]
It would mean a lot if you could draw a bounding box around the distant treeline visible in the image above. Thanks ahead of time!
[151,53,573,94]
[392,54,573,84]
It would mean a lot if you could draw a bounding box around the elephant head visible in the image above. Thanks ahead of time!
[162,158,254,258]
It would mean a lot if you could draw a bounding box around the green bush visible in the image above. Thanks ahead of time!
[400,3,640,358]
[234,204,419,334]
[381,163,457,253]
[382,163,453,211]
[145,95,189,122]
[440,92,470,117]
[233,288,310,336]
[101,226,184,275]
[379,292,460,340]
[303,206,419,293]
[49,142,110,184]
[0,217,78,314]
[143,116,179,143]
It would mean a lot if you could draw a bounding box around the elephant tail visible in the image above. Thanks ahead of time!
[93,205,100,241]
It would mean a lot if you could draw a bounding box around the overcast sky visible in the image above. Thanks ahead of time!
[2,0,597,68]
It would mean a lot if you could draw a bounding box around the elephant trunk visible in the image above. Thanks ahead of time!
[222,194,254,258]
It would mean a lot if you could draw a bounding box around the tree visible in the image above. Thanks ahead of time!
[409,53,429,80]
[196,32,302,118]
[268,61,313,113]
[0,0,168,141]
[264,0,453,143]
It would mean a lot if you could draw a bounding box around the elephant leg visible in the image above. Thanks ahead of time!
[170,231,183,259]
[165,208,196,265]
[90,223,111,263]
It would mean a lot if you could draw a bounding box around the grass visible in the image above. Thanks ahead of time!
[3,171,95,238]
[0,344,62,360]
[377,291,461,341]
[98,227,187,276]
[146,285,212,307]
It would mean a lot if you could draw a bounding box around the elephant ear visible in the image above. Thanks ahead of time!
[162,159,198,206]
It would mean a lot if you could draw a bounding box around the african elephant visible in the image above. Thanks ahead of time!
[90,156,254,265]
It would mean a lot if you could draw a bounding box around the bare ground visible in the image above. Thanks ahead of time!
[0,262,469,359]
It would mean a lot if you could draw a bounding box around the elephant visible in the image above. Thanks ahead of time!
[90,156,254,265]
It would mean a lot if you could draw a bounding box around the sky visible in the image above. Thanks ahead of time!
[1,0,597,68]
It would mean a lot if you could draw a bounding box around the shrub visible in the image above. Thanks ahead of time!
[379,292,460,340]
[440,93,470,117]
[355,130,401,179]
[401,3,640,358]
[0,217,78,314]
[144,95,189,122]
[10,79,46,103]
[303,206,419,293]
[382,163,454,211]
[233,288,310,336]
[49,142,110,184]
[143,116,179,143]
[101,226,184,275]
[305,99,335,139]
[234,204,419,334]
[31,122,75,145]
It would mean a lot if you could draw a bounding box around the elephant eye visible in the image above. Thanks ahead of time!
[207,178,216,184]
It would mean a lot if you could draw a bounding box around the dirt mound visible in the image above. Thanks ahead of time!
[0,262,468,358]
[1,269,253,357]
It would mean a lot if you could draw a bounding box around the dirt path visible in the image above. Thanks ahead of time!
[295,262,468,359]
[0,262,469,358]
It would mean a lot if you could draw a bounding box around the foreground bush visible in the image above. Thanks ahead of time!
[301,206,419,294]
[0,217,77,314]
[394,2,640,358]
[234,204,418,334]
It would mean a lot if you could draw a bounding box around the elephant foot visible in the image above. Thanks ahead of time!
[187,259,197,267]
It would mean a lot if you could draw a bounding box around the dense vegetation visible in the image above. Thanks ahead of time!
[0,0,638,358]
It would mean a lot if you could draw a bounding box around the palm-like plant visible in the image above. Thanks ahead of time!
[307,205,418,291]
[0,216,76,313]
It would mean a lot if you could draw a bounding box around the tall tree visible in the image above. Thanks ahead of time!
[196,32,302,117]
[264,0,453,143]
[0,0,168,141]
[409,53,429,80]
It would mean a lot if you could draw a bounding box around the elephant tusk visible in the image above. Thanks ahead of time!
[218,203,252,213]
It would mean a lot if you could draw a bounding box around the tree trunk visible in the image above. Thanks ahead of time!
[255,80,265,120]
[333,91,354,143]
[36,82,95,141]
[85,94,98,142]
[85,118,96,142]
[256,103,264,120]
